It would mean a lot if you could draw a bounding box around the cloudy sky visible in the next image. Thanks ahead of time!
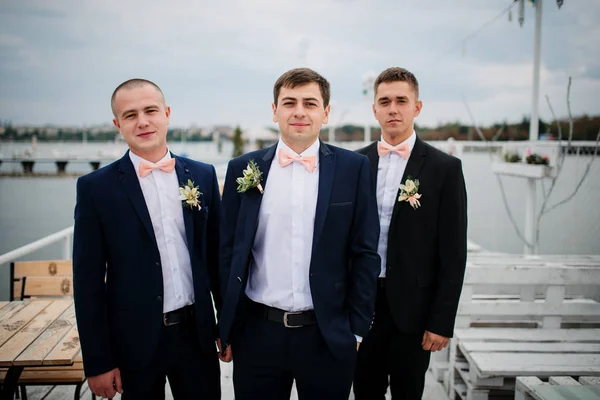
[1,0,598,130]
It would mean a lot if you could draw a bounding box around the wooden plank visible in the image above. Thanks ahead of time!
[0,369,85,383]
[516,377,546,400]
[580,376,600,385]
[0,300,51,347]
[460,342,600,354]
[455,328,600,343]
[463,265,600,285]
[13,260,72,279]
[14,304,76,366]
[21,276,75,297]
[549,376,580,385]
[469,353,600,378]
[0,299,71,366]
[0,302,8,310]
[458,299,600,317]
[0,301,26,320]
[43,324,80,365]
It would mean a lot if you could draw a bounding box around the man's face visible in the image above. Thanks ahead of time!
[272,82,330,148]
[112,84,170,160]
[373,81,422,139]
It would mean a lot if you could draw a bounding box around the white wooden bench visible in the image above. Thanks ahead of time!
[439,261,600,400]
[515,376,600,400]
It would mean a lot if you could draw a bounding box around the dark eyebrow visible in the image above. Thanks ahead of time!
[280,96,321,103]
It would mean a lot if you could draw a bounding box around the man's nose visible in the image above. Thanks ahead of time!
[293,104,307,117]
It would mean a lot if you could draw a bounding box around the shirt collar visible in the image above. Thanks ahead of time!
[128,148,172,174]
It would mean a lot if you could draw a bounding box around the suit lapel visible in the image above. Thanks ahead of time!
[174,155,195,252]
[243,145,276,240]
[390,136,427,223]
[118,152,157,245]
[312,142,335,254]
[365,141,379,187]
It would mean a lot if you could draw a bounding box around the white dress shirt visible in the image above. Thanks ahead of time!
[129,150,195,313]
[245,139,320,312]
[377,132,416,277]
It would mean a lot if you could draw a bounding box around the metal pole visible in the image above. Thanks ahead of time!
[529,0,543,141]
[524,177,537,254]
[63,232,72,260]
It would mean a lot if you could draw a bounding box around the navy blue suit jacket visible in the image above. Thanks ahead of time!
[218,142,381,360]
[73,151,221,377]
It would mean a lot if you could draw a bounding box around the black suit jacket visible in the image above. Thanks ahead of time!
[358,137,467,337]
[73,151,221,377]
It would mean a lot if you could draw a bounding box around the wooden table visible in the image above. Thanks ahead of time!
[0,299,80,400]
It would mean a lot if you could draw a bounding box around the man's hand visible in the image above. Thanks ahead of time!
[422,330,449,352]
[87,368,123,398]
[217,338,233,362]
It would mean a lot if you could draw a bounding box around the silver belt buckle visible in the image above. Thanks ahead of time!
[283,311,303,328]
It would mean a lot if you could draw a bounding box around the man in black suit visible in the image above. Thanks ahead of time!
[354,67,468,399]
[73,79,222,399]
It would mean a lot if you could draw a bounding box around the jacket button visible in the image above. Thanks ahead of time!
[157,296,163,302]
[156,262,160,266]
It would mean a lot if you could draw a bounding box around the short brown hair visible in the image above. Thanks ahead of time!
[111,78,166,117]
[273,68,331,107]
[374,67,419,99]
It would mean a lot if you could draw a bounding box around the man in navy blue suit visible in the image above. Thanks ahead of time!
[218,68,381,400]
[73,79,222,399]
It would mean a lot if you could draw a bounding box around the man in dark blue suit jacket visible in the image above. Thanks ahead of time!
[73,79,221,399]
[218,68,381,400]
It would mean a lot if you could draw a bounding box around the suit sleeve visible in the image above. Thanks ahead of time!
[347,156,381,337]
[218,160,242,307]
[73,177,116,377]
[426,158,468,337]
[207,165,222,316]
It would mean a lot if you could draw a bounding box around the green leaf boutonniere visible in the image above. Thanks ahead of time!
[236,160,264,194]
[179,179,202,210]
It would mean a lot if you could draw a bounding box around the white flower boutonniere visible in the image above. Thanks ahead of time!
[179,179,202,210]
[236,160,264,194]
[398,176,422,209]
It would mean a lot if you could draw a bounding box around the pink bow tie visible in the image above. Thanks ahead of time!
[377,141,410,159]
[138,158,176,177]
[278,148,317,173]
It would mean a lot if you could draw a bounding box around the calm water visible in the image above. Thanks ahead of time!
[1,141,599,300]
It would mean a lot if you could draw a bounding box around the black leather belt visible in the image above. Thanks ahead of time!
[247,300,317,328]
[163,304,195,326]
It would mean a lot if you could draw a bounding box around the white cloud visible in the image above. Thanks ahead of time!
[0,0,599,127]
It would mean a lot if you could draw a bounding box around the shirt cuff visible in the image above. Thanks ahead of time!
[355,335,363,343]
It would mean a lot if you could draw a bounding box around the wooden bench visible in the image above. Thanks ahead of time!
[516,376,600,400]
[438,261,600,400]
[3,260,94,400]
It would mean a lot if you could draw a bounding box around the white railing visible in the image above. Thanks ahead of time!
[0,226,74,265]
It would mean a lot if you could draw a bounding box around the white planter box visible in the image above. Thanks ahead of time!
[492,162,557,179]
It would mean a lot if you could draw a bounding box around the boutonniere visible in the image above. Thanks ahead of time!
[179,179,202,210]
[398,176,421,209]
[236,160,264,194]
